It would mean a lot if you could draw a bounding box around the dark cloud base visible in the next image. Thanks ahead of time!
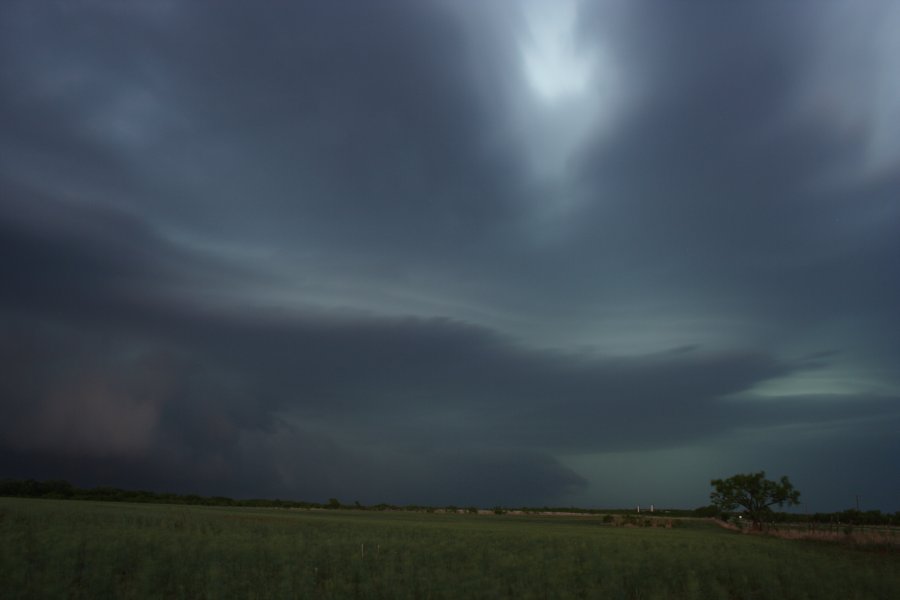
[1,0,898,510]
[3,268,895,507]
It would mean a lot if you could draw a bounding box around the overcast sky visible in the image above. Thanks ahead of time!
[1,0,898,511]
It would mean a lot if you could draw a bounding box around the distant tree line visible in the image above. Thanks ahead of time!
[1,479,897,525]
[0,481,689,515]
[0,479,474,511]
[694,504,899,527]
[0,479,325,509]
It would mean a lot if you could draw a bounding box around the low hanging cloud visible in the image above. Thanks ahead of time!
[3,234,895,505]
[0,0,898,509]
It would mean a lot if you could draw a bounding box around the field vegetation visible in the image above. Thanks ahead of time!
[2,497,898,599]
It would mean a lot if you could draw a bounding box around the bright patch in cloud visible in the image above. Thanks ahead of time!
[511,0,623,188]
[520,0,592,103]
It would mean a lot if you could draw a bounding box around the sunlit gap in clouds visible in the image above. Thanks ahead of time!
[513,0,621,233]
[520,0,592,103]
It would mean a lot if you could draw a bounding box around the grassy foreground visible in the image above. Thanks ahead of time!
[1,498,897,599]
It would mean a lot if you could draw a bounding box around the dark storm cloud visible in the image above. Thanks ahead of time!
[1,0,898,509]
[555,1,900,354]
[0,179,261,330]
[4,241,895,504]
[0,0,524,252]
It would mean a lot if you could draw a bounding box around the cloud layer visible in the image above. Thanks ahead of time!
[1,0,898,510]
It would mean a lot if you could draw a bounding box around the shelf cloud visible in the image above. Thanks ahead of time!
[1,0,898,510]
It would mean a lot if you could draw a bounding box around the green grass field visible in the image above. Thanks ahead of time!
[1,498,897,599]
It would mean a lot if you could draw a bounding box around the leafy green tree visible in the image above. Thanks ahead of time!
[710,471,800,530]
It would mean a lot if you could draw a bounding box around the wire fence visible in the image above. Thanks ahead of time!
[754,522,900,547]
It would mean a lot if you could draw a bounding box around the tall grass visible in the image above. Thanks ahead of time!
[1,498,897,599]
